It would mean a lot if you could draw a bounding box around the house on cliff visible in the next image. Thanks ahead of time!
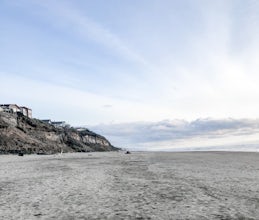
[0,104,32,118]
[41,119,52,124]
[20,106,32,118]
[0,104,20,113]
[51,121,66,127]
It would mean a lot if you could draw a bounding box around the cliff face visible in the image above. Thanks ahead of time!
[0,112,118,154]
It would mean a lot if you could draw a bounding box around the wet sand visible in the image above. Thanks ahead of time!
[0,151,259,220]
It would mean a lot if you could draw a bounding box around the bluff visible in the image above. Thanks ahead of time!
[0,112,118,154]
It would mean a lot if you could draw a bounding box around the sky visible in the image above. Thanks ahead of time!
[89,118,259,151]
[1,0,259,150]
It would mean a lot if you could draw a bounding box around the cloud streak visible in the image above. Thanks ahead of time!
[32,0,149,67]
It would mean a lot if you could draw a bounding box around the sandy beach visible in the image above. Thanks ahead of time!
[0,151,259,220]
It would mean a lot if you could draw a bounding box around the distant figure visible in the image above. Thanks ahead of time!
[37,149,45,155]
[125,151,131,154]
[18,152,24,156]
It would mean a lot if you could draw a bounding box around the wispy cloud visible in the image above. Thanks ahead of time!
[2,0,157,103]
[31,0,149,67]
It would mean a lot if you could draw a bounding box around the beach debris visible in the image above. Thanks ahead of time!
[125,151,131,154]
[37,149,46,155]
[34,213,42,217]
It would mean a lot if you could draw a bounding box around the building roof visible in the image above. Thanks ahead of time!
[0,104,20,108]
[51,121,65,124]
[20,106,32,110]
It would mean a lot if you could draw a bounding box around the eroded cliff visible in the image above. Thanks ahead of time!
[0,112,118,154]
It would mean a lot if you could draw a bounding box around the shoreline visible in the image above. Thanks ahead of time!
[1,149,259,156]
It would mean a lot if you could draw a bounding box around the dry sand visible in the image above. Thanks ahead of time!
[0,151,259,220]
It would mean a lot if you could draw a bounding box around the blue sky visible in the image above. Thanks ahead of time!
[1,0,259,150]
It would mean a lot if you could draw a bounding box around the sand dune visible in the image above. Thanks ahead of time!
[0,152,259,219]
